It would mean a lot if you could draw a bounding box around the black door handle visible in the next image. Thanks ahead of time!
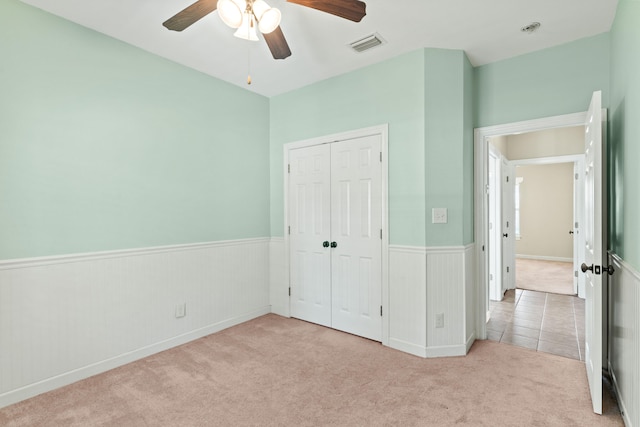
[503,233,508,238]
[581,263,593,273]
[330,241,337,248]
[322,241,330,248]
[569,230,574,235]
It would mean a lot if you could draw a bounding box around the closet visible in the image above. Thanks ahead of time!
[288,134,383,341]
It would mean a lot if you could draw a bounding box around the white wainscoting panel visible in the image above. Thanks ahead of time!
[0,239,270,409]
[464,244,476,352]
[388,244,475,358]
[608,253,639,427]
[426,245,475,357]
[388,246,427,357]
[269,237,289,317]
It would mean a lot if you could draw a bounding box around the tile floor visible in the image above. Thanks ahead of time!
[487,289,585,360]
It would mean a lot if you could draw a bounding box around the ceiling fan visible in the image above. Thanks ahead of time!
[163,0,367,60]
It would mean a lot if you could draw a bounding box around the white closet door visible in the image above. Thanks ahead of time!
[289,144,332,327]
[330,135,382,341]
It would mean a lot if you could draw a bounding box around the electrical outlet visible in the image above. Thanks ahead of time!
[436,313,445,328]
[175,303,186,318]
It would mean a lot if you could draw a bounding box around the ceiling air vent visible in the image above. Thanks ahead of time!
[349,33,385,53]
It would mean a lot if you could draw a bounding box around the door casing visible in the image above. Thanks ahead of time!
[474,112,590,340]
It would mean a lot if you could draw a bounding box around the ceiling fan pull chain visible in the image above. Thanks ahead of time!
[247,43,252,85]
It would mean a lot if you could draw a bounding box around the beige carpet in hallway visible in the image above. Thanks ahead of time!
[0,314,622,426]
[516,258,576,295]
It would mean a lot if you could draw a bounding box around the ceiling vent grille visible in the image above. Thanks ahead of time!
[349,33,385,53]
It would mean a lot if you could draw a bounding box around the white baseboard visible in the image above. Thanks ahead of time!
[515,254,572,263]
[425,344,468,358]
[466,331,476,353]
[388,338,427,358]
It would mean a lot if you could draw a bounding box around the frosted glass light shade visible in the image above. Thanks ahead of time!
[258,8,281,33]
[218,0,243,28]
[234,13,259,41]
[252,0,281,34]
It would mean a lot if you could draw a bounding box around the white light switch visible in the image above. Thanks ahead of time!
[432,208,448,224]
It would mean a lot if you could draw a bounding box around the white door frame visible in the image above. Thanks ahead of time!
[283,124,390,345]
[474,112,587,339]
[488,146,503,302]
[510,154,586,297]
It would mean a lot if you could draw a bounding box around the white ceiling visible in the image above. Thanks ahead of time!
[20,0,618,97]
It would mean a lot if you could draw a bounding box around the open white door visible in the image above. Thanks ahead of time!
[501,159,516,292]
[582,90,605,414]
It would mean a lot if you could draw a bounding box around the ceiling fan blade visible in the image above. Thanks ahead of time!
[264,26,292,60]
[163,0,218,32]
[286,0,366,22]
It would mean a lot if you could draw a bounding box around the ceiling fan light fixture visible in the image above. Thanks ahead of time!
[234,12,259,41]
[256,7,281,34]
[218,0,243,28]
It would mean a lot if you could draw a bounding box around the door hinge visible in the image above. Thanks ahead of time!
[506,266,510,273]
[380,152,383,162]
[482,245,485,251]
[380,229,383,240]
[287,164,290,173]
[288,287,291,297]
[380,306,383,316]
[506,176,509,183]
[288,226,290,235]
[575,173,579,180]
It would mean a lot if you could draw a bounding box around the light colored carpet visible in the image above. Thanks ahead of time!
[516,258,576,295]
[0,314,622,426]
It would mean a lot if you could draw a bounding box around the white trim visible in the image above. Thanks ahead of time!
[0,238,270,270]
[610,252,640,282]
[510,154,585,166]
[515,254,573,263]
[425,344,468,358]
[283,124,390,345]
[388,244,427,254]
[474,111,590,340]
[388,338,427,358]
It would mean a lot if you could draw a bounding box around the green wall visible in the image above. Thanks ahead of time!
[475,33,611,128]
[424,49,474,246]
[270,48,474,247]
[270,50,427,246]
[609,0,640,270]
[0,1,271,260]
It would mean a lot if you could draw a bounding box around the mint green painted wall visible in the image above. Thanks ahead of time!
[270,51,426,246]
[424,49,473,246]
[463,55,475,245]
[0,1,270,260]
[609,0,640,270]
[475,33,611,128]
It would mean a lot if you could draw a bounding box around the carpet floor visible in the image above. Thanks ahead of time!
[516,258,575,295]
[0,314,623,426]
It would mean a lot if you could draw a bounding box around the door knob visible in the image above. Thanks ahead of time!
[581,263,593,273]
[502,233,508,238]
[603,265,615,275]
[569,230,574,235]
[322,241,330,248]
[330,241,337,248]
